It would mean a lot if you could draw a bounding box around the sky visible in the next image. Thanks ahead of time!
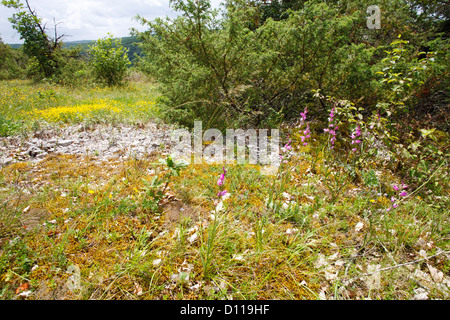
[1,0,224,44]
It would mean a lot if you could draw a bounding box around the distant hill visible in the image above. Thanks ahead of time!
[7,36,143,63]
[62,39,95,49]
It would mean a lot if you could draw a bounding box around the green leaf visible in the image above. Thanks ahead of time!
[409,141,421,152]
[420,128,435,139]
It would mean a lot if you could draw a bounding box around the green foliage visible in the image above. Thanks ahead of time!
[2,0,64,79]
[120,36,143,64]
[0,37,28,80]
[0,236,34,276]
[375,36,436,113]
[134,0,365,127]
[89,34,131,86]
[2,1,94,84]
[251,0,305,25]
[141,156,187,213]
[396,128,449,197]
[62,36,143,65]
[52,46,91,86]
[0,114,21,137]
[134,0,448,128]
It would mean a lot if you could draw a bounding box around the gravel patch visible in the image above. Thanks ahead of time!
[0,122,281,167]
[0,122,177,166]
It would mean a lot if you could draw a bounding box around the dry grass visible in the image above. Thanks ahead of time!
[0,80,449,300]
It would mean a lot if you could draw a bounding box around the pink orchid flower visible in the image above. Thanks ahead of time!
[218,190,228,197]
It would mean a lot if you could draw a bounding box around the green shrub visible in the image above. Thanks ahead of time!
[52,47,91,87]
[135,0,366,128]
[89,34,131,86]
[0,39,27,80]
[134,0,448,129]
[0,115,21,137]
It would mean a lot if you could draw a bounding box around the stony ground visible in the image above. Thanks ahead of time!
[0,122,176,168]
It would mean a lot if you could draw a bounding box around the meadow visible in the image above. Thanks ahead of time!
[0,78,448,300]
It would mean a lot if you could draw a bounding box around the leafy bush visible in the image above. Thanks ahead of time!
[135,0,367,128]
[134,0,448,129]
[2,0,66,79]
[0,114,21,137]
[52,47,91,87]
[89,34,131,86]
[0,41,28,80]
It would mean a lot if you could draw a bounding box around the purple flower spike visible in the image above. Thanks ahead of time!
[217,169,226,186]
[351,125,362,151]
[218,190,228,197]
[300,108,307,122]
[284,139,292,151]
[324,108,338,148]
[399,191,408,197]
[217,175,225,186]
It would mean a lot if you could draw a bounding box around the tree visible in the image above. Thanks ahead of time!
[134,0,447,129]
[0,34,28,79]
[0,35,8,70]
[251,0,305,24]
[89,34,131,86]
[134,0,370,127]
[2,0,64,78]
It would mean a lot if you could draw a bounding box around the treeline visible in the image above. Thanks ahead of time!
[0,36,142,80]
[61,36,142,63]
[0,34,136,86]
[1,33,142,85]
[0,36,28,80]
[0,0,142,85]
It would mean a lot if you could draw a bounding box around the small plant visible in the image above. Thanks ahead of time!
[0,236,34,279]
[317,102,350,203]
[323,106,338,150]
[266,138,293,212]
[386,182,409,212]
[0,115,20,137]
[298,107,311,147]
[200,166,228,279]
[362,169,379,188]
[376,35,433,114]
[141,156,187,213]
